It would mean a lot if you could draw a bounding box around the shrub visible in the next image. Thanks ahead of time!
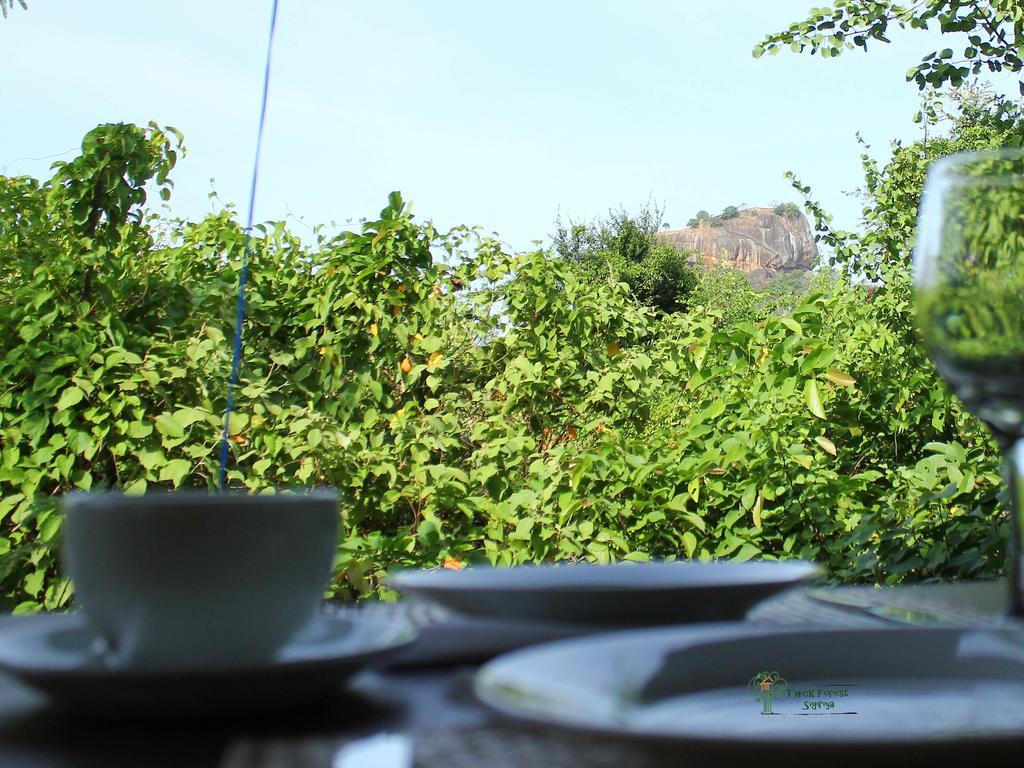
[0,123,1006,610]
[774,202,802,218]
[686,210,712,228]
[554,205,698,314]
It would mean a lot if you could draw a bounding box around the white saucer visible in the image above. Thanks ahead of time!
[390,560,821,625]
[0,613,416,716]
[476,622,1024,762]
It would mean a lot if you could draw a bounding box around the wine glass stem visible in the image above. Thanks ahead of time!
[1005,441,1024,616]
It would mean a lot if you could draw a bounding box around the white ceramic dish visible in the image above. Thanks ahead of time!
[390,560,821,625]
[0,612,415,716]
[475,622,1024,764]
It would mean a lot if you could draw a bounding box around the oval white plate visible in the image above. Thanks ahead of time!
[475,622,1024,759]
[390,560,821,625]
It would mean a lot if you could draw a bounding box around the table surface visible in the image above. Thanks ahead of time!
[0,580,1013,768]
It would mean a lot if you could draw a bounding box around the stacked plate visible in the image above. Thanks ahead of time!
[389,559,822,626]
[392,560,1024,762]
[475,622,1024,763]
[386,560,821,664]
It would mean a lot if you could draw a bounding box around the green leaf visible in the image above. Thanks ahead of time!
[924,442,966,463]
[823,369,856,387]
[508,518,534,540]
[703,400,726,420]
[12,602,42,616]
[39,514,62,543]
[155,413,185,438]
[623,551,651,562]
[779,317,802,335]
[805,379,826,419]
[793,454,813,470]
[126,421,153,438]
[138,448,164,470]
[174,407,210,428]
[227,411,249,434]
[731,543,761,563]
[740,485,757,510]
[416,520,439,546]
[56,386,85,411]
[799,347,837,374]
[159,459,191,487]
[666,493,689,511]
[123,479,148,495]
[72,470,94,491]
[24,570,45,598]
[682,531,698,557]
[682,511,706,533]
[815,436,837,456]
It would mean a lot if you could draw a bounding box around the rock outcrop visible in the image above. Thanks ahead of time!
[658,208,818,287]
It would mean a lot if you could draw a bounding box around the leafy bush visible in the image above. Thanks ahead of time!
[687,205,742,228]
[0,116,1008,611]
[760,269,817,310]
[689,265,763,328]
[774,202,802,218]
[554,205,698,314]
[686,210,712,227]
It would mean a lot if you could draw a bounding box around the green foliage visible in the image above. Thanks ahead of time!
[553,205,698,314]
[689,265,764,328]
[915,151,1024,412]
[774,202,802,218]
[686,210,712,227]
[761,269,813,300]
[0,116,1009,610]
[621,243,700,316]
[686,205,743,228]
[687,265,821,329]
[755,0,1024,91]
[769,79,1017,588]
[646,281,1003,581]
[789,87,1024,284]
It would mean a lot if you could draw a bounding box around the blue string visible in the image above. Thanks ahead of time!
[219,0,280,490]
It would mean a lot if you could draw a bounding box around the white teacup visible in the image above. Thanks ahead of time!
[61,490,339,669]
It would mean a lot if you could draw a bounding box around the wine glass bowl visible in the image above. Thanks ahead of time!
[915,151,1024,443]
[914,149,1024,615]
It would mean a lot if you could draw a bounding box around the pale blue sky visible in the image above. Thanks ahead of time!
[0,1,979,252]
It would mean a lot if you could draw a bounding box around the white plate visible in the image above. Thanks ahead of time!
[475,622,1024,762]
[0,613,415,716]
[389,560,821,625]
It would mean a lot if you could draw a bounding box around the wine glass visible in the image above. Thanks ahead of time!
[914,149,1024,616]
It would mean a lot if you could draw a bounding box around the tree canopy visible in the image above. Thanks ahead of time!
[756,1,1024,91]
[553,204,699,314]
